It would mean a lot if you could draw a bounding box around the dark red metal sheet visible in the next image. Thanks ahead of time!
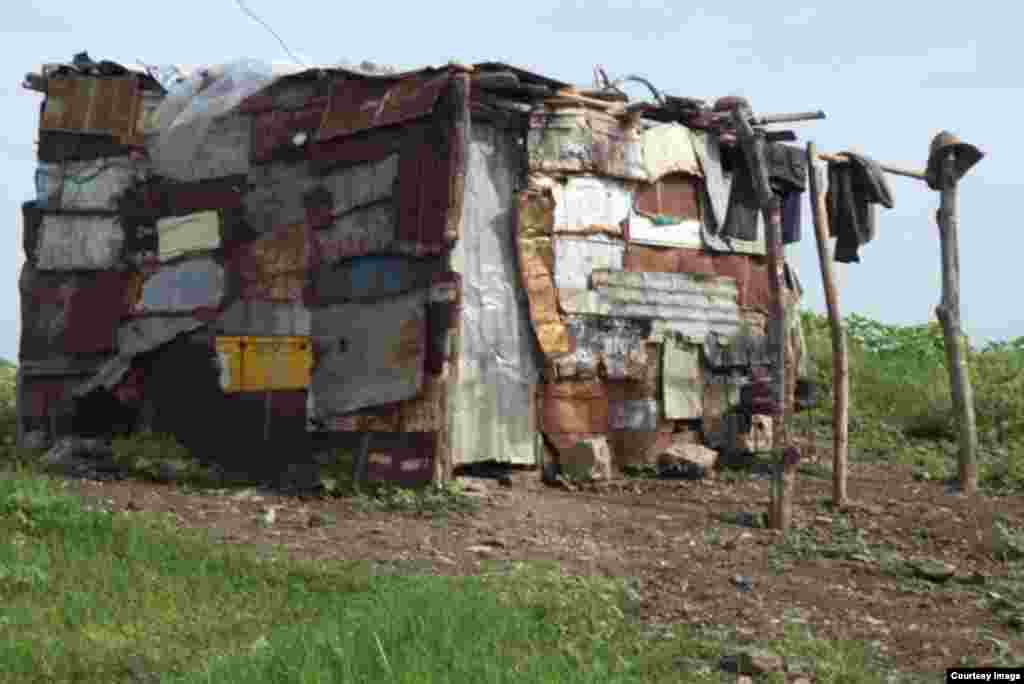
[365,433,436,486]
[21,377,77,418]
[317,72,450,142]
[251,102,328,164]
[307,126,405,172]
[634,173,702,221]
[396,127,450,254]
[623,245,772,312]
[160,176,247,215]
[64,271,131,354]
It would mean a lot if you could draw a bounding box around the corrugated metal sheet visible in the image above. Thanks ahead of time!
[215,336,312,392]
[161,176,248,216]
[20,376,79,419]
[641,123,701,181]
[321,154,398,217]
[35,214,124,271]
[215,300,311,336]
[314,202,396,263]
[662,340,702,419]
[550,176,631,236]
[527,106,645,181]
[396,128,455,255]
[157,211,221,262]
[317,71,450,141]
[245,162,317,234]
[449,122,540,465]
[19,265,71,361]
[560,316,651,381]
[232,223,310,302]
[35,157,144,211]
[40,76,142,144]
[312,255,442,304]
[558,270,741,340]
[135,257,225,314]
[553,235,624,291]
[309,288,427,418]
[623,246,773,312]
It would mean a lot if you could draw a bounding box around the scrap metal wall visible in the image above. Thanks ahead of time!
[448,121,541,465]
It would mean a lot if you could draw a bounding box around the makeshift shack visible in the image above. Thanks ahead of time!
[17,54,811,484]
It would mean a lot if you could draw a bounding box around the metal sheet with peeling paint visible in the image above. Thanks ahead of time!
[158,211,221,262]
[558,270,742,341]
[35,214,124,271]
[553,235,624,291]
[550,176,631,235]
[35,157,145,211]
[527,106,644,181]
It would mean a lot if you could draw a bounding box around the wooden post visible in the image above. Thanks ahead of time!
[807,142,849,506]
[934,152,978,494]
[730,107,794,530]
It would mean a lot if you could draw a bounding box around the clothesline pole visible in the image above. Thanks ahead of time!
[730,106,796,531]
[929,133,983,494]
[807,142,849,507]
[816,152,928,182]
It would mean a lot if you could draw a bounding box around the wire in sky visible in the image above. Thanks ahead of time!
[233,0,307,67]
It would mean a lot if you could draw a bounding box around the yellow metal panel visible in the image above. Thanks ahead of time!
[215,336,312,393]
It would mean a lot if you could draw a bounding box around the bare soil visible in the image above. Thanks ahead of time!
[71,460,1024,676]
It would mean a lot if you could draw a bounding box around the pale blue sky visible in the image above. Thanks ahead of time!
[1,1,1019,362]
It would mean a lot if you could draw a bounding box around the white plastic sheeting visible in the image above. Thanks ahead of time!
[449,122,540,466]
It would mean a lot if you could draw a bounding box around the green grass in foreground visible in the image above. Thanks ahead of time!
[0,469,904,683]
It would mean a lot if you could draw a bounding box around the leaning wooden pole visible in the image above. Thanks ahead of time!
[730,107,794,530]
[806,142,849,506]
[934,151,978,494]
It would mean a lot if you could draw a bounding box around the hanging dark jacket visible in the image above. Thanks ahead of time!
[826,152,894,263]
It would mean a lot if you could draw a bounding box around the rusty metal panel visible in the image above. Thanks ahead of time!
[663,339,703,419]
[540,382,609,433]
[19,265,71,361]
[623,246,772,311]
[516,233,569,355]
[312,372,443,433]
[309,288,427,418]
[157,211,221,262]
[313,255,442,304]
[365,434,436,486]
[703,374,743,449]
[215,300,310,336]
[245,162,317,234]
[135,257,225,314]
[232,223,310,302]
[559,270,742,341]
[527,106,644,181]
[35,214,124,271]
[550,176,631,236]
[35,157,144,211]
[553,235,624,291]
[635,172,702,219]
[317,72,450,141]
[314,202,397,263]
[641,123,701,181]
[609,399,659,431]
[40,76,141,143]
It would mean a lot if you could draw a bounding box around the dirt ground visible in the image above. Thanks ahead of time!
[71,459,1024,676]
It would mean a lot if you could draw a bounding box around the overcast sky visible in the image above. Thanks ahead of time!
[1,1,1018,362]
